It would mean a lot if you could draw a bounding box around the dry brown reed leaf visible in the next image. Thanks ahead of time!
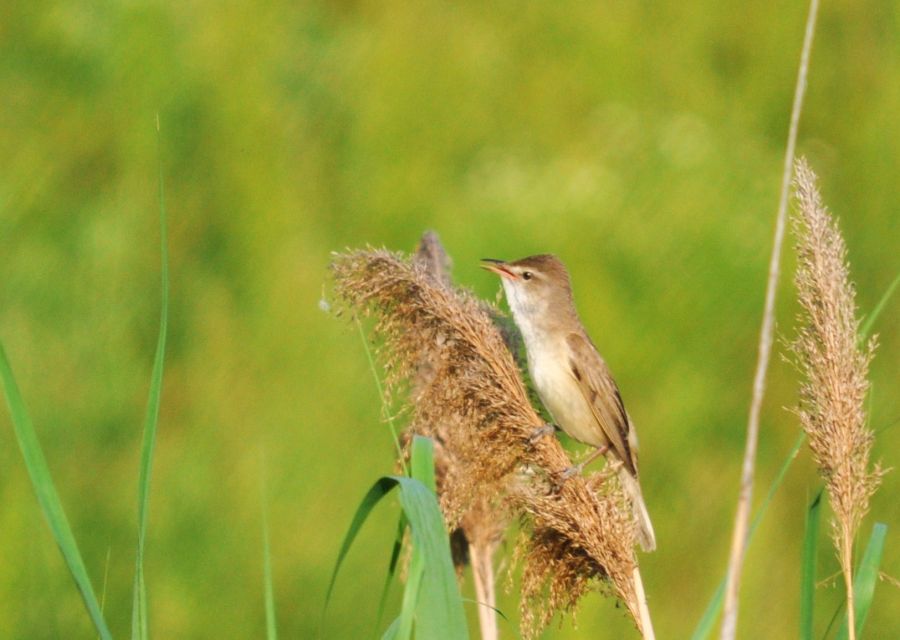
[791,157,883,640]
[331,247,646,638]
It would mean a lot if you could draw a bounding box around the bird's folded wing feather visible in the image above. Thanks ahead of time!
[565,332,636,476]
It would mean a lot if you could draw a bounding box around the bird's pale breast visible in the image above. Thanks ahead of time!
[527,335,606,449]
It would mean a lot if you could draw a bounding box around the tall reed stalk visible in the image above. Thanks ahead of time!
[720,1,819,636]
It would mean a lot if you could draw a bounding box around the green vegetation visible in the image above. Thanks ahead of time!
[0,343,112,638]
[323,436,466,640]
[0,1,896,637]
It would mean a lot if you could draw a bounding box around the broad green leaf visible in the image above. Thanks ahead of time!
[381,616,401,640]
[393,546,425,640]
[800,490,823,640]
[836,523,887,640]
[0,343,113,640]
[410,436,437,492]
[322,476,399,620]
[394,475,466,639]
[388,436,436,640]
[384,436,464,640]
[374,514,409,638]
[322,437,466,640]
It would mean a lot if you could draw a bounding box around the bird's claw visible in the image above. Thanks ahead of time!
[560,464,583,480]
[529,423,556,444]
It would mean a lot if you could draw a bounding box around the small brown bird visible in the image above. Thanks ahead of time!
[482,254,656,551]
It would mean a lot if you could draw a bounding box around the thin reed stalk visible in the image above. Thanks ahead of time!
[469,539,498,640]
[720,1,819,637]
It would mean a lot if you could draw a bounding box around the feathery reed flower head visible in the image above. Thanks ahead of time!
[790,158,883,639]
[331,245,648,638]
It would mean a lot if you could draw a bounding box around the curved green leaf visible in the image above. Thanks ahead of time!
[0,343,113,640]
[323,435,466,640]
[374,514,409,638]
[322,475,399,621]
[836,523,887,640]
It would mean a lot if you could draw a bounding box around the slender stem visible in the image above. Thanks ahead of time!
[355,316,408,476]
[719,1,819,638]
[470,542,498,640]
[632,566,656,640]
[842,526,856,640]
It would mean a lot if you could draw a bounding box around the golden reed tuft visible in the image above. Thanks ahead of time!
[790,158,883,639]
[410,233,506,640]
[332,245,647,638]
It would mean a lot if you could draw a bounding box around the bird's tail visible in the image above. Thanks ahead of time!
[618,467,656,552]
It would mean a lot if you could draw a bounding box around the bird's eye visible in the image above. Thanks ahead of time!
[522,271,533,281]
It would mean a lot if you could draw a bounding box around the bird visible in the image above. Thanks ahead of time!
[481,254,656,551]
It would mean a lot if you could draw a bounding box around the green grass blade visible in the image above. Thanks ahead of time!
[323,469,466,639]
[389,436,439,640]
[393,476,466,640]
[691,431,806,640]
[374,429,435,637]
[860,271,900,338]
[393,545,425,640]
[0,343,113,640]
[800,490,823,640]
[132,114,170,640]
[823,602,844,640]
[381,616,401,640]
[355,317,407,475]
[374,514,409,638]
[260,460,278,640]
[322,476,402,630]
[395,440,467,640]
[691,580,726,640]
[836,523,887,640]
[386,515,408,576]
[410,436,436,491]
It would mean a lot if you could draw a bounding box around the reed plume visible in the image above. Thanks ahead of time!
[411,232,506,640]
[331,244,653,638]
[790,158,883,640]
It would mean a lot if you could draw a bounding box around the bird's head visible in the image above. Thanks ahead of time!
[480,254,574,326]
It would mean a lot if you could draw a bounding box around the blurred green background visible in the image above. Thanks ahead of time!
[1,0,897,637]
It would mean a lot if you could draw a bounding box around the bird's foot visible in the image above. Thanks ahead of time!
[529,423,556,444]
[560,464,583,480]
[560,445,611,481]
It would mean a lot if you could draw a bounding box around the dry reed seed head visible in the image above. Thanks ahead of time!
[513,487,640,636]
[512,472,639,636]
[330,248,643,635]
[331,249,544,515]
[790,158,883,556]
[519,527,604,637]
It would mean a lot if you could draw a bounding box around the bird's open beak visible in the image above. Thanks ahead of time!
[480,258,516,279]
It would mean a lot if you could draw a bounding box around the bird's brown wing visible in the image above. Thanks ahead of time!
[565,331,637,476]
